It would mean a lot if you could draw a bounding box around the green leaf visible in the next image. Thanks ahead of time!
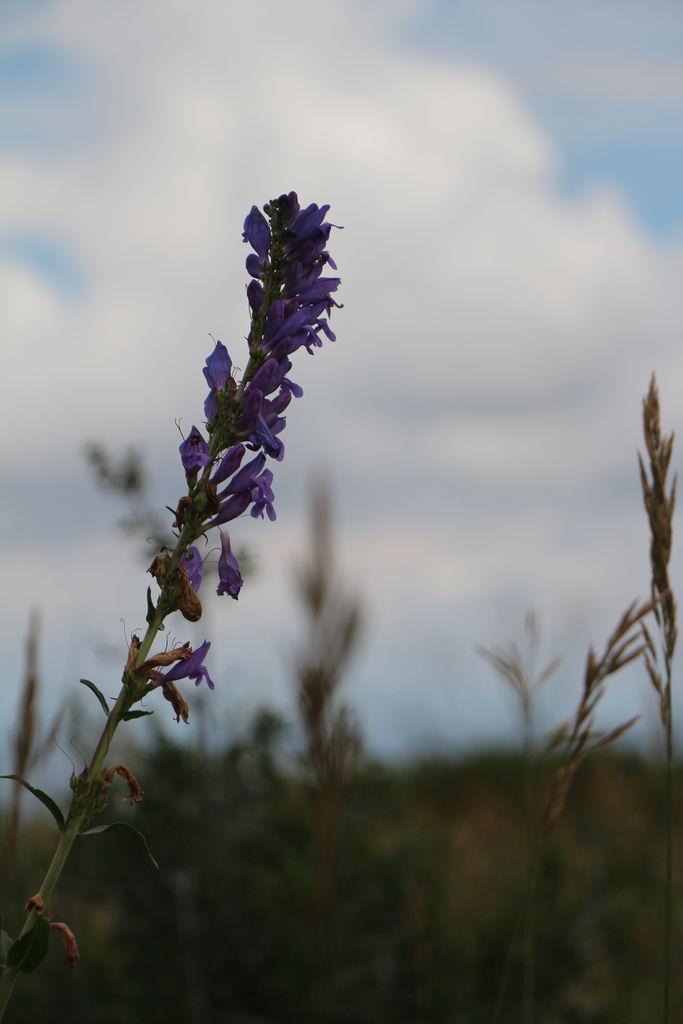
[0,927,15,968]
[79,821,159,869]
[147,578,165,632]
[78,678,110,716]
[120,710,154,721]
[0,776,65,832]
[146,586,156,626]
[6,915,50,973]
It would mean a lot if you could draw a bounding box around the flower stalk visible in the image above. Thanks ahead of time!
[638,374,677,1024]
[0,193,340,1017]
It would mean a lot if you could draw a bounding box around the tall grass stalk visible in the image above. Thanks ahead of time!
[294,483,363,948]
[489,596,654,1024]
[479,611,559,1024]
[638,374,677,1023]
[4,611,40,879]
[2,611,61,886]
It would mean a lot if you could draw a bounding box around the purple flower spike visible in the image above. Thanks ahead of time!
[179,426,210,479]
[217,532,243,599]
[245,194,340,368]
[162,640,215,690]
[150,195,339,725]
[176,196,337,577]
[181,546,204,592]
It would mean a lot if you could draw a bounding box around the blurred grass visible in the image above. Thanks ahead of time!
[3,725,680,1023]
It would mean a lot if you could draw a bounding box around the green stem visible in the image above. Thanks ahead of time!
[491,846,540,1024]
[0,954,20,1018]
[0,420,218,1021]
[0,605,168,1021]
[0,811,86,1016]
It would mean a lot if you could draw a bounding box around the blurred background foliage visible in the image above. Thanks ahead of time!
[2,455,681,1023]
[3,728,681,1023]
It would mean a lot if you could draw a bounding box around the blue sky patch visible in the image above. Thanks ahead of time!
[1,233,86,297]
[0,39,92,154]
[0,43,84,95]
[557,132,683,239]
[398,0,683,240]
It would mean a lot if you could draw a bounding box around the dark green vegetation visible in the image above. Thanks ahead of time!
[3,718,680,1023]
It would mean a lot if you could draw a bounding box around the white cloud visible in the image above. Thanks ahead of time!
[2,0,683,754]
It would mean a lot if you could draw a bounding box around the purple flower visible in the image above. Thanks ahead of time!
[221,451,267,496]
[179,426,210,479]
[208,490,252,527]
[248,357,304,402]
[179,196,337,551]
[267,190,299,225]
[238,390,286,460]
[247,279,265,312]
[242,205,271,261]
[204,340,232,391]
[181,546,204,592]
[250,468,275,521]
[249,357,284,397]
[211,443,246,486]
[203,341,233,423]
[161,640,214,690]
[281,375,303,399]
[217,532,243,599]
[208,452,277,527]
[261,301,310,359]
[244,193,340,363]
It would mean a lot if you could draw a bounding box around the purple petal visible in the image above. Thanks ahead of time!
[162,640,214,690]
[217,532,243,599]
[212,443,246,486]
[179,426,210,474]
[203,341,232,391]
[242,206,271,260]
[181,546,204,592]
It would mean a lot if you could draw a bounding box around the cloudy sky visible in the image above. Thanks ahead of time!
[2,0,683,768]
